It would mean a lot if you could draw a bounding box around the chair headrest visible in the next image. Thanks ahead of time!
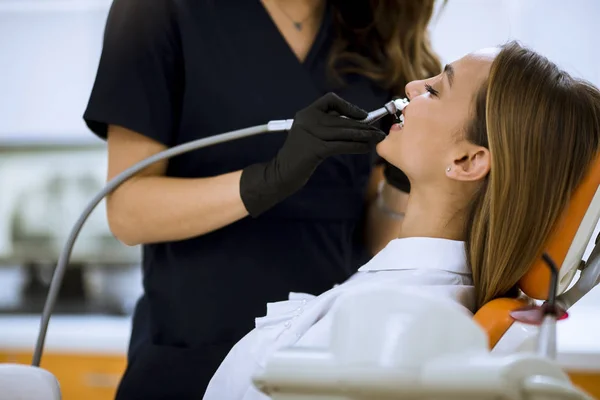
[519,154,600,299]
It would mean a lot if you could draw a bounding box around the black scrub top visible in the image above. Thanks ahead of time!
[84,0,403,398]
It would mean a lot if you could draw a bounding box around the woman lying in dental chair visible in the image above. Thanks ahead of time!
[203,41,600,400]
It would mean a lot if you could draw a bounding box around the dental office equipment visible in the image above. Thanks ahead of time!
[497,253,567,360]
[253,288,595,400]
[530,253,561,359]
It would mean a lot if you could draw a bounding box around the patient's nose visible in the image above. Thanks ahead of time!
[405,80,422,100]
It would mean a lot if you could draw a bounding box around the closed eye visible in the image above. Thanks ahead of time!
[425,83,439,97]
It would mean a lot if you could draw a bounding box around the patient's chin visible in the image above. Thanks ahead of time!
[375,140,389,159]
[375,141,401,170]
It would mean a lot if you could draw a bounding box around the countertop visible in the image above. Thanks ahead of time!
[0,303,598,370]
[0,315,131,354]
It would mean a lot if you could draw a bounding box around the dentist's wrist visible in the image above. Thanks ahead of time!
[376,180,406,220]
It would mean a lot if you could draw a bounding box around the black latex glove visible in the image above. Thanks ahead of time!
[240,92,386,217]
[383,161,411,193]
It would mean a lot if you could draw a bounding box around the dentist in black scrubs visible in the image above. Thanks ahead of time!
[83,0,443,398]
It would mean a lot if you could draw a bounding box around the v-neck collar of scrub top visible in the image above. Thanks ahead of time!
[254,1,333,71]
[358,237,470,275]
[221,1,334,104]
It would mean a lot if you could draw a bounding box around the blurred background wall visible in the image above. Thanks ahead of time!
[2,0,599,142]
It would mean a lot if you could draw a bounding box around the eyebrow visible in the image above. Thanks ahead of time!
[444,64,455,88]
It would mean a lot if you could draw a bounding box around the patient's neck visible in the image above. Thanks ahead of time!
[399,186,467,241]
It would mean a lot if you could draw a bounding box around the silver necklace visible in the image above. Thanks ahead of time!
[272,1,314,31]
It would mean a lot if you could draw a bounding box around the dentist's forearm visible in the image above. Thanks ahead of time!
[106,171,248,246]
[105,124,248,246]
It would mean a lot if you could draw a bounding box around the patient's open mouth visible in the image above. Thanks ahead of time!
[393,112,404,129]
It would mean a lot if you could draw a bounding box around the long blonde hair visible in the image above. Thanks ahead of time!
[465,41,600,309]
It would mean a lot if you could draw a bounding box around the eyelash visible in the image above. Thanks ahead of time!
[425,83,439,97]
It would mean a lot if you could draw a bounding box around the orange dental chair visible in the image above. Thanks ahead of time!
[474,154,600,398]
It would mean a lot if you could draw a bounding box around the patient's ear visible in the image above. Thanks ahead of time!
[447,145,490,182]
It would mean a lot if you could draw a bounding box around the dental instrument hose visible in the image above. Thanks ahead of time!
[31,96,408,367]
[31,123,271,367]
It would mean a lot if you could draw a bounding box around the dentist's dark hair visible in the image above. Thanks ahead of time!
[328,0,445,96]
[464,41,600,309]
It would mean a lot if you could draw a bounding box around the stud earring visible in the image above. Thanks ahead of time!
[446,166,451,172]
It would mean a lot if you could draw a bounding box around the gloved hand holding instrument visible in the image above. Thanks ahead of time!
[240,92,387,217]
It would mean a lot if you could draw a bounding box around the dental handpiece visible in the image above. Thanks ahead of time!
[266,98,409,132]
[360,97,409,125]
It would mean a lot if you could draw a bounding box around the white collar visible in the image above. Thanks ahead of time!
[358,237,470,275]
